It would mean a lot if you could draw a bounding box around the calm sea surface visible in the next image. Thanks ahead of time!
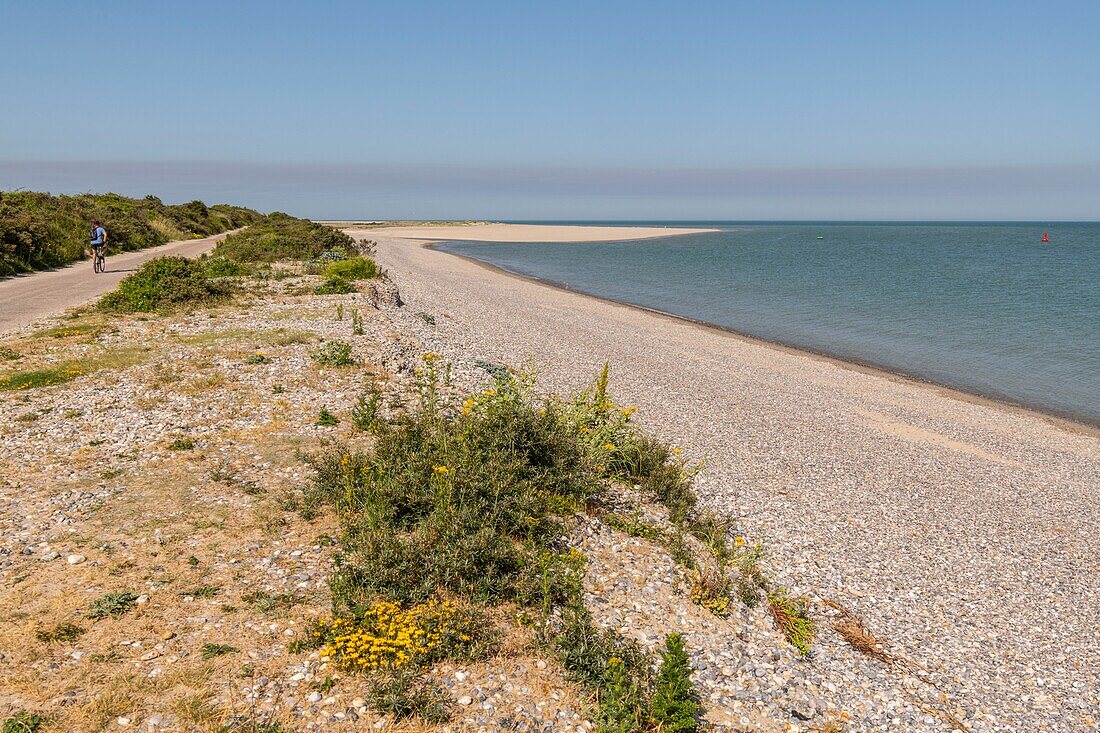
[439,222,1100,426]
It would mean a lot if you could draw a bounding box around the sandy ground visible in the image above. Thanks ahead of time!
[344,222,717,242]
[0,231,238,337]
[357,223,1100,732]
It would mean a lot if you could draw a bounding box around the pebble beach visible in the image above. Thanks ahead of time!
[1,223,1096,732]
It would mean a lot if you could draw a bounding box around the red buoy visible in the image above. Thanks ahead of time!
[1042,232,1050,243]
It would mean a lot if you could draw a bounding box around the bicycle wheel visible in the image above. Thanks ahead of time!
[94,252,104,273]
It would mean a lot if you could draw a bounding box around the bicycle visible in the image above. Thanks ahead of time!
[92,245,105,274]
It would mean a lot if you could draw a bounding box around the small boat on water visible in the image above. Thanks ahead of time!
[816,234,824,240]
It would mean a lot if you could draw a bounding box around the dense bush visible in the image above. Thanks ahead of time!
[213,212,359,263]
[303,359,709,726]
[98,257,233,313]
[323,256,381,280]
[0,190,260,276]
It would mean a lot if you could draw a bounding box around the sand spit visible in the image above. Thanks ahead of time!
[343,222,717,243]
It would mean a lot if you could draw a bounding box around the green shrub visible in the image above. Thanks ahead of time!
[0,190,260,276]
[213,212,354,263]
[310,340,354,367]
[168,437,196,451]
[2,711,46,733]
[305,361,711,729]
[200,255,250,278]
[651,634,701,732]
[769,590,816,656]
[87,591,139,619]
[315,277,356,295]
[350,385,383,431]
[99,256,232,313]
[323,256,381,280]
[316,407,339,426]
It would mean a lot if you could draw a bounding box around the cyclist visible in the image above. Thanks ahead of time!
[89,220,107,271]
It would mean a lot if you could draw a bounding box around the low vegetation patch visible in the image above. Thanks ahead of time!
[323,256,381,280]
[310,340,354,367]
[315,277,356,295]
[213,212,360,263]
[168,437,196,451]
[99,256,233,313]
[2,711,46,733]
[201,642,239,660]
[86,591,139,619]
[768,590,816,657]
[35,622,86,644]
[303,360,709,726]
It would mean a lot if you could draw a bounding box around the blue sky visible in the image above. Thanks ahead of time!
[2,1,1098,219]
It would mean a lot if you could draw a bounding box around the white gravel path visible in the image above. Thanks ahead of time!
[366,232,1100,733]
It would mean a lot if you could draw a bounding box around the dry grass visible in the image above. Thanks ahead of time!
[833,616,895,665]
[824,599,896,665]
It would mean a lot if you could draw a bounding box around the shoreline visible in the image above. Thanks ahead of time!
[418,239,1100,438]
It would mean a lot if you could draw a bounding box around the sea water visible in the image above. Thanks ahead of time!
[439,222,1100,426]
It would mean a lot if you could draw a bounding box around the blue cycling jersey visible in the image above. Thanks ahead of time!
[90,226,106,245]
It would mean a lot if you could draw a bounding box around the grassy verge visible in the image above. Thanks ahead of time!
[0,190,260,276]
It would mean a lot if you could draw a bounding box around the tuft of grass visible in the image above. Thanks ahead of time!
[167,437,196,451]
[185,585,221,599]
[604,511,662,540]
[0,345,23,361]
[244,352,272,364]
[364,669,451,724]
[350,385,382,432]
[35,622,86,644]
[833,615,894,664]
[201,642,239,660]
[768,590,816,656]
[87,591,139,619]
[242,591,302,615]
[310,340,354,367]
[34,322,105,339]
[416,312,436,326]
[688,567,733,617]
[2,711,47,733]
[316,407,339,426]
[351,309,365,335]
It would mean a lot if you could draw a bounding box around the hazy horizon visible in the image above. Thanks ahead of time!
[4,1,1099,219]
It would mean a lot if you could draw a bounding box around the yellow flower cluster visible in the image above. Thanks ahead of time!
[433,465,450,474]
[422,352,444,362]
[320,600,463,672]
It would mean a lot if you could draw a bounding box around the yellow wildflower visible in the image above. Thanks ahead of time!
[433,465,449,474]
